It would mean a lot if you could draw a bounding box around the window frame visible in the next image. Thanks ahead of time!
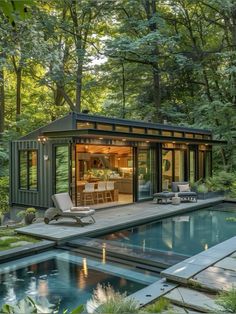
[18,149,38,191]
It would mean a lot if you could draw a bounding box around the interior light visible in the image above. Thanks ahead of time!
[146,140,150,143]
[99,137,103,140]
[122,139,126,141]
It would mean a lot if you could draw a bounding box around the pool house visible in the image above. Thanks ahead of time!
[10,112,224,209]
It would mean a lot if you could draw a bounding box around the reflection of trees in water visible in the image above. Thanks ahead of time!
[56,147,69,193]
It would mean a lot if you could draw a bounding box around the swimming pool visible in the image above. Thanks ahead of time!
[0,250,156,312]
[98,202,236,259]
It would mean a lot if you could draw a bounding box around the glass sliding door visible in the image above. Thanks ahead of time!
[137,148,156,200]
[162,149,173,190]
[189,150,196,183]
[205,151,212,178]
[174,150,185,182]
[55,145,69,193]
[199,151,204,179]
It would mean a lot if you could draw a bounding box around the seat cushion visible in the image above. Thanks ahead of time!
[153,192,175,198]
[178,192,197,197]
[71,206,90,211]
[62,209,95,217]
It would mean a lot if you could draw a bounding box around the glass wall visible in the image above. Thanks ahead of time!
[75,145,133,206]
[199,151,204,179]
[189,150,196,183]
[137,148,156,200]
[205,151,212,178]
[55,146,69,193]
[174,150,185,182]
[19,151,27,189]
[29,151,38,190]
[162,149,173,189]
[19,150,38,190]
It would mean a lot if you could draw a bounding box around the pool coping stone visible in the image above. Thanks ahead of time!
[0,240,55,263]
[161,236,236,284]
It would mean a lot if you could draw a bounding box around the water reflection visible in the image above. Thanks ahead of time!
[0,256,145,312]
[101,206,236,257]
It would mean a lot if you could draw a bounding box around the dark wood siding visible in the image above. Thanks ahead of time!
[10,139,70,209]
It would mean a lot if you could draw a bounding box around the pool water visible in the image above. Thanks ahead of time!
[100,202,236,257]
[0,250,150,313]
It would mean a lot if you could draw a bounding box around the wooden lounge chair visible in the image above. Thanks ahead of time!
[44,192,96,225]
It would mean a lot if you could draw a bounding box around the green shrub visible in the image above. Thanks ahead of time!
[96,297,139,314]
[86,284,139,314]
[216,288,236,313]
[206,171,236,192]
[197,183,209,193]
[144,298,171,313]
[0,176,10,215]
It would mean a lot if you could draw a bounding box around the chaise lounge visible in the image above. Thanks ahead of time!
[44,192,96,225]
[172,181,197,202]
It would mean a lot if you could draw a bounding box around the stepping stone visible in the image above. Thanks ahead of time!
[164,287,223,312]
[10,241,32,247]
[215,257,236,272]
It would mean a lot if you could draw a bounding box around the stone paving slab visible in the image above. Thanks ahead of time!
[126,278,177,307]
[164,287,223,313]
[16,198,223,241]
[0,240,55,263]
[161,235,236,284]
[215,256,236,272]
[192,265,236,291]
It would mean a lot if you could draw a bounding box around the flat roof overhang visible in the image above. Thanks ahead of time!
[42,129,227,145]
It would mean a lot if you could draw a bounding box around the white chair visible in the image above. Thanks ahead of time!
[94,181,106,203]
[44,192,95,225]
[105,181,114,202]
[82,183,95,206]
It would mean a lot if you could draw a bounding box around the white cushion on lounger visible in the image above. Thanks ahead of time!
[71,206,90,211]
[63,209,95,216]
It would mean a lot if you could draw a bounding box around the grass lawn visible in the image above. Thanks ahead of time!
[0,226,39,251]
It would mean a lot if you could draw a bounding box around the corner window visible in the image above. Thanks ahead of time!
[19,150,38,190]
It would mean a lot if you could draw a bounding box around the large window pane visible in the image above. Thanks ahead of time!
[199,151,204,179]
[19,150,38,190]
[174,150,185,182]
[138,149,155,200]
[162,149,173,190]
[56,146,69,193]
[189,150,196,183]
[205,151,212,178]
[29,151,38,190]
[19,151,27,189]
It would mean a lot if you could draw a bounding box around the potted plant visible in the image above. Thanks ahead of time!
[196,183,209,199]
[17,207,37,225]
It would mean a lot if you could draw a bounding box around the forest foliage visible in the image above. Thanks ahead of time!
[0,0,236,172]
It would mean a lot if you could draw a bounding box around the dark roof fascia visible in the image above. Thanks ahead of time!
[75,112,212,135]
[19,113,74,140]
[42,129,226,145]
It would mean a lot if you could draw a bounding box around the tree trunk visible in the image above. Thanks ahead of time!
[143,0,162,122]
[75,61,83,112]
[121,62,126,118]
[0,69,4,138]
[152,63,161,122]
[16,67,22,132]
